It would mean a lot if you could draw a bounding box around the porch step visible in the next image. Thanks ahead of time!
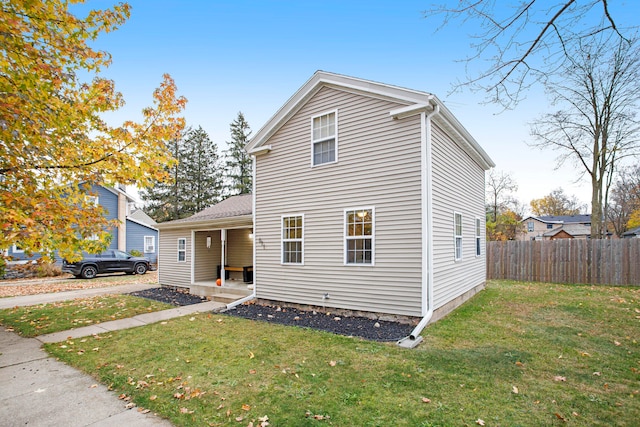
[210,292,247,304]
[189,283,251,299]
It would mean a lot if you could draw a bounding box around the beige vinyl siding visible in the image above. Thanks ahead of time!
[255,86,423,316]
[430,122,486,309]
[193,231,221,282]
[226,228,253,280]
[158,229,192,287]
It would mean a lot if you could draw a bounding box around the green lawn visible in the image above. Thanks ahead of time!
[44,281,639,426]
[0,295,173,337]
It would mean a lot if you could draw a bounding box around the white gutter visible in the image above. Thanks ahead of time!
[227,155,258,309]
[398,103,439,348]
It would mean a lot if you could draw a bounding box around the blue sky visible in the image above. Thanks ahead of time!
[83,0,639,211]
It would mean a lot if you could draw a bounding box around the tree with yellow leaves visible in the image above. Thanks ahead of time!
[1,1,186,261]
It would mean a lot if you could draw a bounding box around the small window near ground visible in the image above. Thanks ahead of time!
[177,238,186,262]
[475,217,482,257]
[345,208,374,265]
[454,212,463,261]
[282,215,303,264]
[311,111,337,166]
[144,236,156,253]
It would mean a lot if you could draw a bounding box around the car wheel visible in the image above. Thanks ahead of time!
[81,265,98,279]
[134,263,148,275]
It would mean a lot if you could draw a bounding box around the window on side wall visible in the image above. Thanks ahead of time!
[177,238,186,262]
[311,111,337,166]
[282,215,303,264]
[527,221,534,232]
[345,208,374,265]
[454,212,463,261]
[475,217,482,256]
[144,236,156,253]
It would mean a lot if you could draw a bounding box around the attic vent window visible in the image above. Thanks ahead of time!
[311,111,337,166]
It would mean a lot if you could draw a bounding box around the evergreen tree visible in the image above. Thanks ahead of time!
[225,112,252,195]
[182,126,223,212]
[142,126,223,222]
[141,135,187,222]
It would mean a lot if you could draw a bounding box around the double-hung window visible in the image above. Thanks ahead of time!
[527,221,534,232]
[177,238,186,262]
[475,217,482,257]
[345,208,374,265]
[144,236,156,253]
[282,215,303,264]
[311,111,337,166]
[454,212,463,261]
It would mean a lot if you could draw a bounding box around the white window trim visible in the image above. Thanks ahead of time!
[344,207,375,266]
[12,244,24,254]
[144,235,156,253]
[177,238,187,263]
[310,109,338,167]
[475,217,482,257]
[454,212,463,261]
[281,214,304,265]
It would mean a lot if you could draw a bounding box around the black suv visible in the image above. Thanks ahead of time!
[62,250,153,279]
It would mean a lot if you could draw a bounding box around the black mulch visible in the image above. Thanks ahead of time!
[128,287,208,306]
[225,303,414,342]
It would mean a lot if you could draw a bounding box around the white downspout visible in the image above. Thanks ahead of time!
[227,154,258,309]
[399,103,439,347]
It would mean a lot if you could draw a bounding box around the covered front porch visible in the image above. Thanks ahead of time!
[189,227,253,300]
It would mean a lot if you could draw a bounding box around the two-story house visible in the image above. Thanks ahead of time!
[158,71,494,346]
[517,214,592,241]
[5,184,158,264]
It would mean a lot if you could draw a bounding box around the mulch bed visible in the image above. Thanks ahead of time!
[225,303,414,342]
[128,287,209,306]
[128,287,414,341]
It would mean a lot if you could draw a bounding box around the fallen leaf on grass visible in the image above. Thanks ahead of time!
[555,412,568,422]
[553,376,567,382]
[593,372,602,376]
[242,404,251,411]
[138,408,151,414]
[150,395,157,401]
[249,351,255,359]
[235,416,244,422]
[180,407,194,414]
[515,361,524,367]
[328,360,336,367]
[421,397,431,403]
[614,340,621,346]
[476,419,485,426]
[512,386,519,394]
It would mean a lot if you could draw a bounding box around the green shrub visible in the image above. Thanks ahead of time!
[129,249,143,257]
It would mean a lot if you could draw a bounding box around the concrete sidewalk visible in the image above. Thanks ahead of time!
[0,283,228,426]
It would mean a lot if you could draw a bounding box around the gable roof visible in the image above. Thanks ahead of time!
[543,223,591,238]
[156,194,252,229]
[245,70,495,170]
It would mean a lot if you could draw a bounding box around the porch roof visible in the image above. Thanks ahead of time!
[156,194,253,230]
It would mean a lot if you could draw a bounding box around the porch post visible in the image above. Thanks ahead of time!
[220,229,227,286]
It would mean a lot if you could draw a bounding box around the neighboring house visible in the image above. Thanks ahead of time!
[4,184,158,264]
[622,226,640,239]
[156,194,253,289]
[518,214,592,241]
[159,71,495,345]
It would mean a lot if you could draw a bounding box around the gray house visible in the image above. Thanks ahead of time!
[249,71,494,343]
[158,72,494,346]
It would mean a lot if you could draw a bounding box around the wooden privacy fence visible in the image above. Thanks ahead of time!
[486,239,640,285]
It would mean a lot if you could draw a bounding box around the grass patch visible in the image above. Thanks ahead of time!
[0,295,173,337]
[44,281,640,426]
